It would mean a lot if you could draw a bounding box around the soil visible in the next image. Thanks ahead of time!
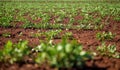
[0,14,120,70]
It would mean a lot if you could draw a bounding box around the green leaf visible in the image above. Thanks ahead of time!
[108,45,116,53]
[65,44,72,53]
[0,50,3,60]
[3,41,13,55]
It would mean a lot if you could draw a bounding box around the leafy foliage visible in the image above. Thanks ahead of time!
[96,31,115,41]
[97,42,120,58]
[0,41,30,64]
[1,2,120,29]
[33,39,92,68]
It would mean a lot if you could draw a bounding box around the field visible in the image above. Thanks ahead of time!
[0,0,120,70]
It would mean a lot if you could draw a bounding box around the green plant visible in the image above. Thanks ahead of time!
[22,22,34,28]
[94,24,104,30]
[31,32,42,38]
[40,13,50,23]
[0,40,30,64]
[63,32,73,39]
[49,24,64,29]
[114,16,120,22]
[97,42,120,58]
[96,31,115,41]
[2,33,11,37]
[44,30,62,39]
[0,16,13,27]
[33,38,92,69]
[94,18,101,24]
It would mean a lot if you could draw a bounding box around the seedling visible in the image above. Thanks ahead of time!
[22,22,34,28]
[94,24,104,30]
[44,30,62,39]
[63,32,73,39]
[34,39,92,69]
[96,31,115,41]
[0,40,30,64]
[31,32,42,38]
[2,33,11,38]
[93,17,101,25]
[97,42,120,58]
[0,16,13,27]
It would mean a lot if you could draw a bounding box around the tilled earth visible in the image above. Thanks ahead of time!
[0,16,120,70]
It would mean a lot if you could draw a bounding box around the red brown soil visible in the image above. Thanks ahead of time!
[0,15,120,70]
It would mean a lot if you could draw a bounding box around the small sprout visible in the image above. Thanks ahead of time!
[32,33,41,38]
[0,40,30,64]
[97,42,120,58]
[96,31,115,41]
[2,33,11,37]
[44,29,62,39]
[63,32,73,39]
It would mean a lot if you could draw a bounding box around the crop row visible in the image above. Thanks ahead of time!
[0,2,120,29]
[0,37,119,69]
